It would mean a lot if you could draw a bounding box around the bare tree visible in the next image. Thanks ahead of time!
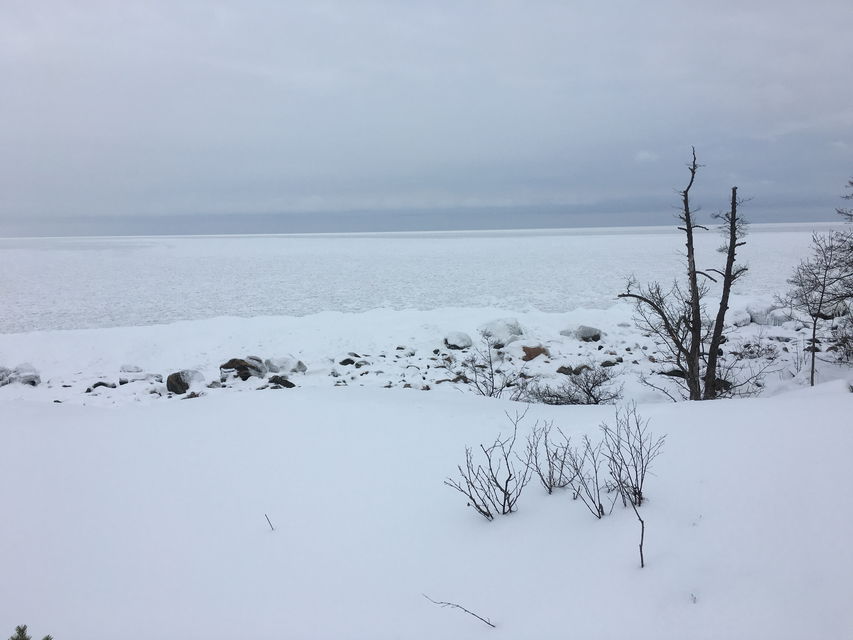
[619,148,747,400]
[444,411,533,520]
[779,232,850,385]
[837,176,853,222]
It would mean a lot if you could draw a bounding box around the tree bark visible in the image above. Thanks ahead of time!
[680,148,703,400]
[703,187,744,399]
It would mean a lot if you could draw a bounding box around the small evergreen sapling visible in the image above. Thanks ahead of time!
[8,625,53,640]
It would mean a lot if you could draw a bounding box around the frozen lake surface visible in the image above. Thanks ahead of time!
[0,223,837,333]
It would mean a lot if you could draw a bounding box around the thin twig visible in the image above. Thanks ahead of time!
[265,513,275,531]
[423,594,496,628]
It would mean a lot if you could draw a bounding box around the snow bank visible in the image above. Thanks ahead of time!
[1,384,851,639]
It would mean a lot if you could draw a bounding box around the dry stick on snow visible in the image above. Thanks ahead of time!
[265,513,275,531]
[423,594,496,629]
[628,497,646,568]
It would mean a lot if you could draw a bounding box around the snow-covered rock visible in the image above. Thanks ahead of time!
[120,364,143,373]
[220,356,267,381]
[265,356,307,374]
[166,369,204,394]
[443,331,472,350]
[560,325,603,342]
[728,309,752,327]
[0,363,41,387]
[767,308,791,327]
[479,318,523,348]
[747,303,779,325]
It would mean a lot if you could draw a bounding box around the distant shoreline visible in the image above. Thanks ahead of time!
[0,219,844,243]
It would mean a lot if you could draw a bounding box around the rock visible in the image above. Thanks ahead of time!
[220,357,267,381]
[714,378,733,392]
[728,310,752,327]
[265,356,307,374]
[767,309,790,327]
[522,345,549,361]
[746,303,783,326]
[556,365,574,375]
[444,331,473,350]
[0,364,41,387]
[167,370,204,394]
[600,360,617,367]
[119,364,143,373]
[268,375,296,388]
[575,325,603,342]
[479,318,524,348]
[207,381,222,389]
[86,381,117,393]
[119,372,162,386]
[339,358,356,366]
[573,364,592,375]
[661,369,686,379]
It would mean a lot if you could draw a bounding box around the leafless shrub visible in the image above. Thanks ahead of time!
[526,364,623,405]
[600,404,665,568]
[525,420,574,494]
[565,435,610,519]
[445,411,533,520]
[442,331,530,400]
[600,403,665,508]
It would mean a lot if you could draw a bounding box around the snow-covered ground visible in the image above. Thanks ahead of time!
[2,384,852,639]
[2,223,852,639]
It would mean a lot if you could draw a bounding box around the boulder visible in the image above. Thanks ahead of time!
[119,372,163,385]
[574,325,603,342]
[479,318,524,348]
[556,365,574,376]
[167,370,204,394]
[521,345,549,361]
[444,331,473,350]
[86,381,117,393]
[767,309,790,327]
[265,356,307,374]
[120,364,143,374]
[0,363,41,387]
[728,310,751,327]
[220,356,267,381]
[746,303,779,326]
[268,375,296,388]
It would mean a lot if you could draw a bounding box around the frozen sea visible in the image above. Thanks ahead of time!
[0,222,839,333]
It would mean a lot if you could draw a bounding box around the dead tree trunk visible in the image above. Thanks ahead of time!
[703,187,747,399]
[677,148,703,400]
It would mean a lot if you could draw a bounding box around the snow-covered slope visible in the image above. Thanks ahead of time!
[2,383,851,639]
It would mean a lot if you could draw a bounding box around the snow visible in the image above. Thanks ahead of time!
[2,384,851,639]
[1,223,851,639]
[0,223,838,334]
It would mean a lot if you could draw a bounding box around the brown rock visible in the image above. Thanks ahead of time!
[522,345,550,361]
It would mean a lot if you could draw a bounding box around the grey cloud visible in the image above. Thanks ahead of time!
[1,0,851,234]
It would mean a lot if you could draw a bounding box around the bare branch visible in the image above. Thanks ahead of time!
[423,594,496,629]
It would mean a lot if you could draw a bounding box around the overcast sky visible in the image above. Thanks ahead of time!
[1,1,852,235]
